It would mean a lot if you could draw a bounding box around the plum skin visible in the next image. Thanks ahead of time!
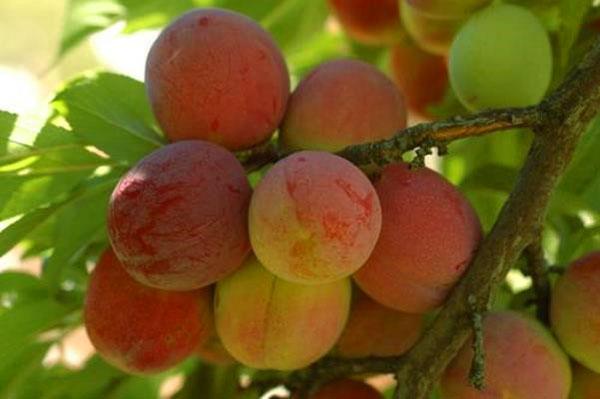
[145,8,290,150]
[336,288,423,358]
[280,59,406,152]
[84,249,212,374]
[249,151,382,285]
[400,0,465,56]
[441,311,571,399]
[214,256,351,370]
[107,140,251,291]
[327,0,404,45]
[551,251,600,373]
[449,4,552,111]
[353,163,482,313]
[389,38,448,118]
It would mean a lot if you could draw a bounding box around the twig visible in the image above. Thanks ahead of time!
[467,295,486,390]
[523,236,551,324]
[238,107,541,171]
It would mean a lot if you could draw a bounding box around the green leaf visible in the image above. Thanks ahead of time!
[0,116,108,220]
[550,213,600,264]
[0,342,52,399]
[0,206,59,258]
[0,272,47,310]
[120,0,197,32]
[0,173,88,221]
[443,129,532,185]
[555,0,592,79]
[560,115,600,195]
[0,113,87,167]
[58,0,124,58]
[213,0,280,21]
[44,356,124,399]
[53,72,164,165]
[0,299,72,365]
[286,30,346,78]
[460,164,519,194]
[111,376,161,399]
[0,272,45,294]
[260,0,329,53]
[41,173,119,292]
[58,0,199,59]
[0,111,18,156]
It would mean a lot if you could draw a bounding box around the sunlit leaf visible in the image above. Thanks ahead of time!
[53,72,164,165]
[41,173,119,292]
[0,299,72,365]
[59,0,124,58]
[555,0,592,79]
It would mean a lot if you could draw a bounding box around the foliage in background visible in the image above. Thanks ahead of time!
[0,0,598,397]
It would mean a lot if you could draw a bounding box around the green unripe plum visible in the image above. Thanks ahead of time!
[551,251,600,373]
[571,363,600,399]
[214,256,351,370]
[441,311,571,399]
[449,4,552,111]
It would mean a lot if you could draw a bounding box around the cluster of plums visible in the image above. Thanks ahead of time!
[330,0,553,114]
[82,3,599,399]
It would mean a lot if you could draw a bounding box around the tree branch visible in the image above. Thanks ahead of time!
[238,106,541,171]
[393,37,600,398]
[337,106,540,167]
[524,235,551,325]
[248,38,600,398]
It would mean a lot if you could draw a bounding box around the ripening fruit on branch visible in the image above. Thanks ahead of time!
[400,0,464,56]
[571,363,600,399]
[353,163,481,313]
[145,8,290,150]
[389,38,448,118]
[407,0,491,18]
[249,151,382,285]
[108,141,251,291]
[449,4,552,111]
[297,379,383,399]
[84,249,212,374]
[336,288,423,358]
[214,256,351,370]
[327,0,404,45]
[551,251,600,373]
[441,311,572,399]
[280,59,406,152]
